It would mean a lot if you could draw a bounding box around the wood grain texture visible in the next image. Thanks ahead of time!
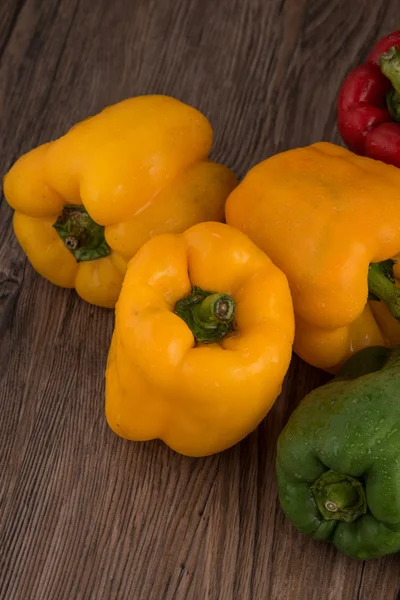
[1,0,400,598]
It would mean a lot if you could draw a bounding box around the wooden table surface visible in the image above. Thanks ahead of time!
[1,0,400,598]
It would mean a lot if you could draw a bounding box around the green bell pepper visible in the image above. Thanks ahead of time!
[276,346,400,560]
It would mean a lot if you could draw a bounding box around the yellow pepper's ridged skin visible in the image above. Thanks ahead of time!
[4,96,237,308]
[225,142,400,372]
[105,222,294,457]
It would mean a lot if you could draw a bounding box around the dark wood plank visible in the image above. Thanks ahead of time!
[1,0,400,598]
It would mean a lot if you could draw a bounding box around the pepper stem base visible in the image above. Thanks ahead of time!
[368,259,400,321]
[380,45,400,122]
[174,286,236,343]
[53,205,110,262]
[311,470,367,523]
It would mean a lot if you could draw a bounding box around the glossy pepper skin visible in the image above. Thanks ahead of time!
[276,345,400,560]
[105,222,294,457]
[225,142,400,372]
[338,30,400,166]
[3,95,237,308]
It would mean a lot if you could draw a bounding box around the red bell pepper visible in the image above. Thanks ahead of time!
[338,30,400,167]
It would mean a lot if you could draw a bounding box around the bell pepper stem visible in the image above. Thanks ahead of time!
[311,470,367,523]
[368,259,400,320]
[53,205,110,262]
[379,46,400,122]
[174,286,236,343]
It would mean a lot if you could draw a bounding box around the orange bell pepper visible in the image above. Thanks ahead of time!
[4,95,237,307]
[226,142,400,371]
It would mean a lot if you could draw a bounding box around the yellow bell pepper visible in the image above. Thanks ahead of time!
[3,95,237,308]
[105,222,294,457]
[225,142,400,372]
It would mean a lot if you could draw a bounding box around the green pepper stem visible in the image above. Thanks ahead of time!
[53,205,110,262]
[368,260,400,320]
[311,470,367,524]
[379,45,400,122]
[174,286,236,343]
